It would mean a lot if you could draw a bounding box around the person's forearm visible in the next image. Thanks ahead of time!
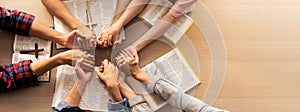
[112,1,146,29]
[64,83,82,107]
[107,85,123,102]
[41,0,81,30]
[30,54,64,77]
[132,12,179,52]
[29,19,66,46]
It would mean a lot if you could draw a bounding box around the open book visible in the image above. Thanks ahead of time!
[53,0,125,49]
[52,65,110,111]
[138,0,194,45]
[12,35,52,81]
[52,0,119,111]
[126,48,201,111]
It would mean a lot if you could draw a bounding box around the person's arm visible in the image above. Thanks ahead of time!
[131,12,178,52]
[41,0,81,30]
[98,0,148,47]
[95,60,133,112]
[31,49,88,76]
[130,0,198,52]
[41,0,96,50]
[118,77,152,112]
[117,48,229,112]
[55,56,94,112]
[0,7,85,49]
[95,59,123,102]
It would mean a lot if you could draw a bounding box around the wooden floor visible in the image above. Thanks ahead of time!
[1,0,300,112]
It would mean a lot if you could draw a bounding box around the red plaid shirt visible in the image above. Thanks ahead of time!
[0,7,35,36]
[0,7,37,93]
[0,60,38,93]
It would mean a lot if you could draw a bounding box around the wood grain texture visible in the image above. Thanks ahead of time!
[201,0,300,111]
[1,0,299,111]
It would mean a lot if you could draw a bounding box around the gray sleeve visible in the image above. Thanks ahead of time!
[147,75,229,112]
[54,101,72,112]
[128,95,153,112]
[107,98,131,112]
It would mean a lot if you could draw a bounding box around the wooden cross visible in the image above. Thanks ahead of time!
[85,0,97,30]
[20,43,44,58]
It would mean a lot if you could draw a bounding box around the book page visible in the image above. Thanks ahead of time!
[52,65,110,111]
[125,48,200,111]
[54,0,126,49]
[12,53,51,81]
[138,0,194,45]
[13,35,51,54]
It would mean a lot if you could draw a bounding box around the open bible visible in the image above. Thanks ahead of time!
[125,48,201,111]
[12,35,52,81]
[52,65,110,111]
[53,0,126,49]
[138,0,194,45]
[52,0,119,111]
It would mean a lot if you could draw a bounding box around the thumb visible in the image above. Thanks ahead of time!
[134,55,139,64]
[112,40,121,49]
[94,67,103,79]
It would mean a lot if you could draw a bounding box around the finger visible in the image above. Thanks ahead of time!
[124,49,134,58]
[82,64,94,72]
[99,65,104,72]
[103,37,108,47]
[75,30,85,39]
[90,38,97,49]
[103,59,109,68]
[75,58,85,78]
[84,37,91,50]
[98,34,104,46]
[79,38,88,50]
[86,54,95,62]
[134,54,139,64]
[112,40,121,49]
[77,38,84,50]
[120,50,130,61]
[107,34,113,46]
[75,58,84,68]
[116,58,125,67]
[82,59,94,69]
[94,67,103,78]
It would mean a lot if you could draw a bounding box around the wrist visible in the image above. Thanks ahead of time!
[112,22,123,30]
[71,20,82,30]
[53,53,69,65]
[106,81,120,90]
[53,54,64,65]
[56,34,67,46]
[132,71,151,84]
[131,43,143,52]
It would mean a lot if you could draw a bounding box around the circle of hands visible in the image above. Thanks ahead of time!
[58,23,145,94]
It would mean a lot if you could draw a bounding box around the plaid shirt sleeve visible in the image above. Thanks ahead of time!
[0,60,38,93]
[0,7,35,36]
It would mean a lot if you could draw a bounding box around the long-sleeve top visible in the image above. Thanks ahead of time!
[0,7,35,36]
[169,0,198,18]
[0,60,38,93]
[147,74,229,112]
[0,7,38,93]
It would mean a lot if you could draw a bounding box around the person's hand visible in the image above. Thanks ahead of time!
[98,24,122,48]
[75,54,95,83]
[62,30,97,50]
[94,59,119,88]
[116,48,141,76]
[115,46,139,68]
[76,24,97,50]
[74,55,95,94]
[55,49,88,66]
[115,47,150,83]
